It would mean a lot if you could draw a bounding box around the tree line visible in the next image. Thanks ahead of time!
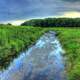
[21,18,80,27]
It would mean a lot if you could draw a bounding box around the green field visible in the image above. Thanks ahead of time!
[0,25,80,80]
[0,25,46,69]
[55,28,80,80]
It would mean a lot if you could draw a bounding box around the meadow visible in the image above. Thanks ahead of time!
[0,25,46,70]
[0,25,80,80]
[54,28,80,80]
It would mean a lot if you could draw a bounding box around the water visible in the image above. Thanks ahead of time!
[0,31,66,80]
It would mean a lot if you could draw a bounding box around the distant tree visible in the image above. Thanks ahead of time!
[7,23,12,25]
[21,18,80,27]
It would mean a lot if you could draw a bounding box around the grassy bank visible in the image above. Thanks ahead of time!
[0,25,46,70]
[56,28,80,80]
[0,25,80,80]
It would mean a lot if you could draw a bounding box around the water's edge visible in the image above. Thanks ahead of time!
[0,31,66,80]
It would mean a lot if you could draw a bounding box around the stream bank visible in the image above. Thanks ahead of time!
[0,31,66,80]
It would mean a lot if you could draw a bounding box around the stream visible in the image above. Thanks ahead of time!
[0,31,66,80]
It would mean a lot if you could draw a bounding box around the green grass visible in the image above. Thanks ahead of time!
[0,25,46,69]
[0,25,80,80]
[56,28,80,80]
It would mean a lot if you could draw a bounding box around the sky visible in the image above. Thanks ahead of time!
[0,0,80,25]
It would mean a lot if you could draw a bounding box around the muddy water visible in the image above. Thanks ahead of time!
[0,31,66,80]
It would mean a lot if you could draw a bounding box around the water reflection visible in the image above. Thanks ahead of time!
[0,31,66,80]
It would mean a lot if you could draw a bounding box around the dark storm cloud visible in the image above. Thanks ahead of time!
[62,0,80,2]
[0,0,80,21]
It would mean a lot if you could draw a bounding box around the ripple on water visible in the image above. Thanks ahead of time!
[0,31,66,80]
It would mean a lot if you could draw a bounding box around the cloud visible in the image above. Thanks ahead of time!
[62,0,80,2]
[1,20,26,25]
[57,11,80,18]
[0,0,80,21]
[10,20,26,25]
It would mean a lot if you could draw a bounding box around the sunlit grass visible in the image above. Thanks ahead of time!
[0,25,45,69]
[0,25,80,80]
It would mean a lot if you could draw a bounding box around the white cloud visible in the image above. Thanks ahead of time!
[10,20,26,25]
[1,20,26,26]
[57,11,80,18]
